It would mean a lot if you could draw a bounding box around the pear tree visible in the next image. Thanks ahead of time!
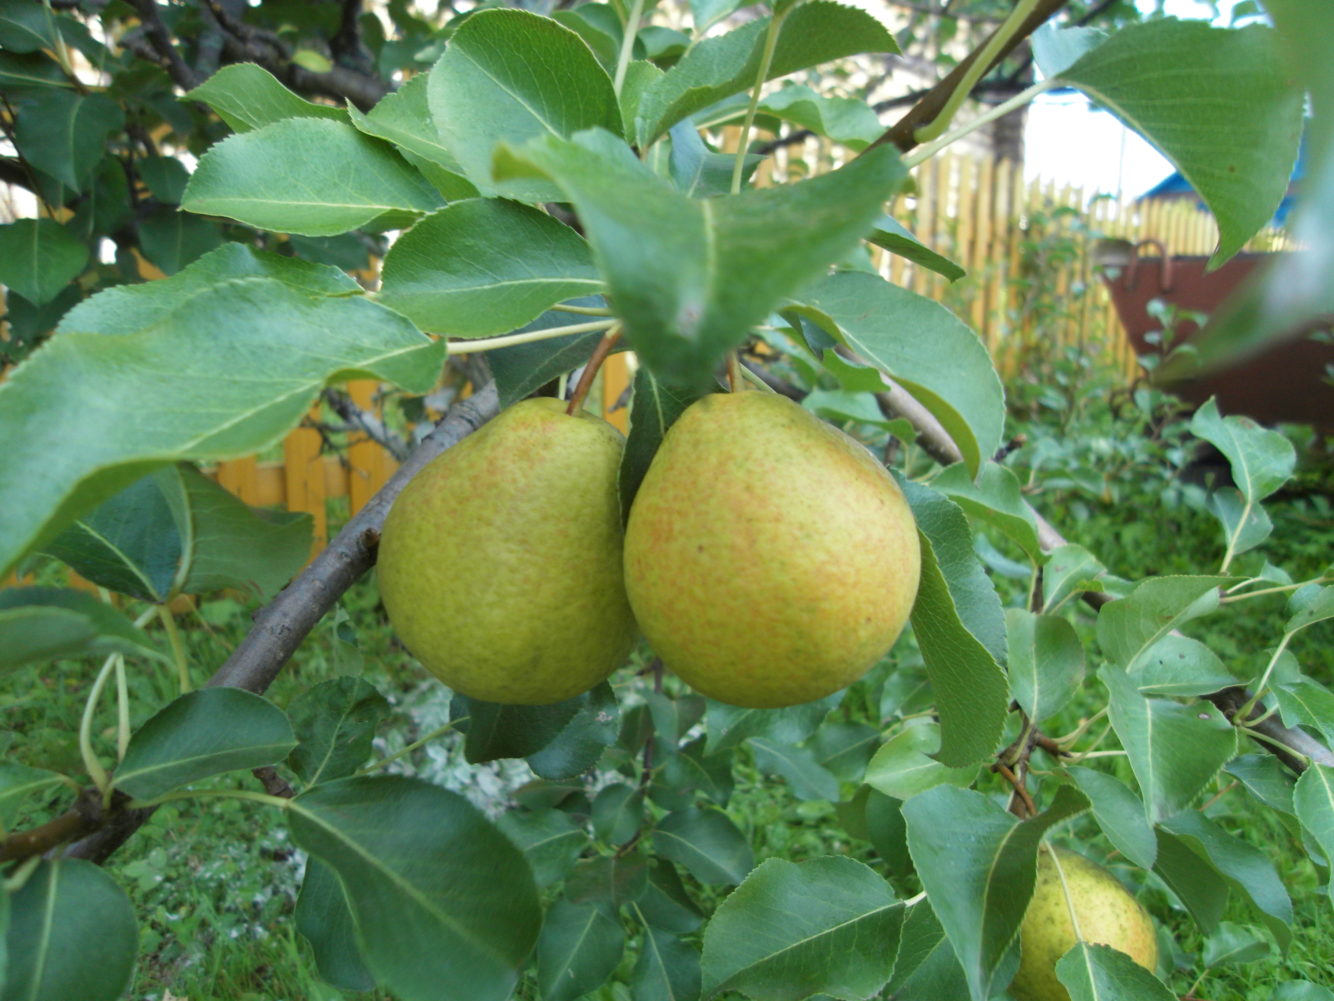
[1,1,1332,1000]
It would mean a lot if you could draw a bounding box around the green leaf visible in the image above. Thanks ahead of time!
[538,898,626,1001]
[182,63,346,132]
[1007,609,1085,724]
[114,688,296,800]
[428,8,621,203]
[1226,754,1297,818]
[0,51,70,91]
[289,776,542,1001]
[1275,985,1334,1001]
[0,272,440,578]
[43,464,312,602]
[903,784,1089,1001]
[1101,667,1238,825]
[886,901,969,1000]
[656,738,735,808]
[1153,827,1228,932]
[900,480,1009,768]
[1095,576,1230,672]
[454,693,584,763]
[1286,585,1334,635]
[864,721,979,801]
[496,131,905,388]
[1272,679,1334,748]
[13,90,123,192]
[1159,810,1293,948]
[1130,634,1238,697]
[1191,397,1296,502]
[0,0,64,53]
[811,721,880,782]
[632,924,702,1001]
[347,74,476,200]
[704,693,839,755]
[182,118,442,236]
[1065,766,1157,870]
[868,216,966,282]
[137,207,224,276]
[295,858,376,993]
[1205,488,1274,558]
[634,1,899,145]
[619,368,705,519]
[593,783,645,846]
[1042,544,1107,613]
[0,218,88,306]
[286,677,391,786]
[752,84,883,150]
[1056,19,1303,266]
[794,271,1004,476]
[0,587,163,672]
[700,856,901,1001]
[486,296,610,409]
[1294,765,1334,901]
[138,155,191,203]
[2,860,137,1001]
[639,860,704,934]
[1055,942,1176,1001]
[934,463,1042,561]
[654,808,754,886]
[1201,921,1272,969]
[496,808,588,888]
[379,199,601,336]
[0,763,67,827]
[1031,23,1108,78]
[747,737,840,802]
[568,852,650,907]
[528,682,621,780]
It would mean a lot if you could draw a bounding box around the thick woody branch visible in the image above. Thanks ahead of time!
[128,0,204,90]
[59,385,500,863]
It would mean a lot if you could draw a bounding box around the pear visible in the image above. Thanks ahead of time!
[622,391,920,708]
[377,397,636,705]
[1010,846,1159,1001]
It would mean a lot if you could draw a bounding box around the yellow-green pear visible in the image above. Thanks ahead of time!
[1010,846,1159,1001]
[622,391,920,708]
[376,398,637,705]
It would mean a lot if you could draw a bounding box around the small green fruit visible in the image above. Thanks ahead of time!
[377,398,637,705]
[1010,846,1159,1001]
[622,391,921,708]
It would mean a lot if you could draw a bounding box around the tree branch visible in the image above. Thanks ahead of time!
[59,385,500,863]
[127,0,204,90]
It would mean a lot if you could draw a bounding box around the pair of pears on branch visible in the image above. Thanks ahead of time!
[376,389,922,709]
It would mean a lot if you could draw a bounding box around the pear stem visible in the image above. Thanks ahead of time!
[566,326,624,416]
[726,352,742,391]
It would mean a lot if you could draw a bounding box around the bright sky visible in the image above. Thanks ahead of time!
[1023,0,1257,199]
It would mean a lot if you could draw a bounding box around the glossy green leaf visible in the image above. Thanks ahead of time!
[1031,23,1107,78]
[379,199,601,336]
[114,688,295,800]
[1095,576,1230,672]
[0,763,68,827]
[0,218,87,306]
[632,924,702,1001]
[0,0,65,53]
[0,269,440,578]
[1226,754,1297,818]
[487,295,610,410]
[639,860,704,934]
[138,155,190,203]
[704,693,840,755]
[656,738,735,809]
[0,587,162,672]
[1056,942,1176,1001]
[1007,609,1085,724]
[13,90,123,192]
[1065,766,1157,870]
[1130,634,1238,697]
[864,721,978,801]
[289,776,541,1001]
[654,808,753,886]
[747,737,840,802]
[794,272,1003,476]
[1057,19,1303,266]
[528,682,621,780]
[1153,827,1229,932]
[810,721,880,782]
[868,215,966,282]
[495,131,905,388]
[2,860,137,1001]
[347,74,476,200]
[183,118,442,235]
[1102,667,1237,825]
[634,1,898,145]
[1294,765,1334,900]
[496,808,588,889]
[1275,984,1334,1001]
[619,368,705,519]
[286,677,391,786]
[1191,397,1296,504]
[700,856,900,1001]
[1201,921,1272,968]
[751,84,883,149]
[885,901,969,1000]
[137,207,224,276]
[934,463,1042,560]
[43,464,312,602]
[567,852,649,908]
[1272,679,1334,748]
[538,898,626,1001]
[1159,809,1292,948]
[294,858,376,993]
[900,480,1009,768]
[428,8,621,203]
[1042,544,1107,613]
[182,63,346,132]
[593,783,645,846]
[1205,487,1274,558]
[454,693,583,764]
[1286,585,1334,635]
[903,785,1089,1001]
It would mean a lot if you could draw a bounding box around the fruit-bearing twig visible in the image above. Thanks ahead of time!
[566,327,624,416]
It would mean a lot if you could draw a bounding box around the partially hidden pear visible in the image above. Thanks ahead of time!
[623,391,921,708]
[377,397,637,705]
[1010,846,1159,1001]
